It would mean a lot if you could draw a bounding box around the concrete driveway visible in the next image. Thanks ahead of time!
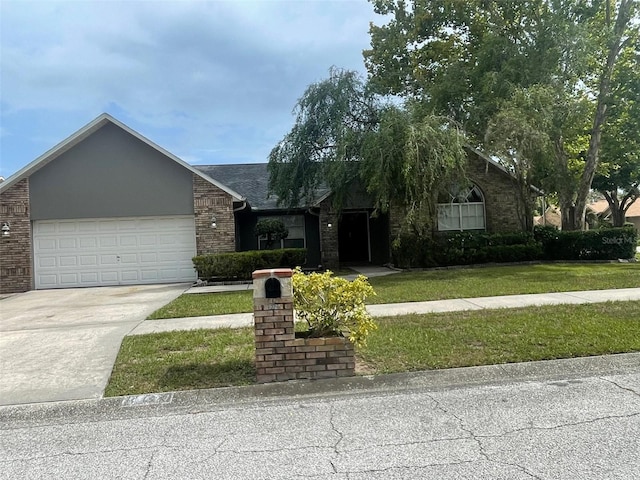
[0,284,188,406]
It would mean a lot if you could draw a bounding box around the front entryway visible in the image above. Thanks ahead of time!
[338,211,370,263]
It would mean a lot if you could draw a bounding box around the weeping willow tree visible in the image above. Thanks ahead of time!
[268,68,468,234]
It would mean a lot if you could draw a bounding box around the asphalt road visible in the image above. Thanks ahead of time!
[1,355,639,479]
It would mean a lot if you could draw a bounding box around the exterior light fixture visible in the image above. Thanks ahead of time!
[211,216,217,229]
[1,222,9,237]
[327,223,332,228]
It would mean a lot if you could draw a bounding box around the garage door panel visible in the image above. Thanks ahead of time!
[99,236,118,248]
[120,235,138,247]
[139,235,158,246]
[141,271,159,281]
[140,253,157,263]
[34,216,197,289]
[59,273,80,285]
[100,271,119,283]
[80,273,99,283]
[100,254,119,266]
[80,255,98,266]
[38,275,58,287]
[59,256,78,267]
[79,237,98,249]
[38,256,57,268]
[58,223,78,233]
[59,238,77,249]
[37,238,57,250]
[78,222,98,233]
[119,254,138,264]
[121,270,139,282]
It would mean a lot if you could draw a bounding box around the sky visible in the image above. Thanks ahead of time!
[0,0,384,178]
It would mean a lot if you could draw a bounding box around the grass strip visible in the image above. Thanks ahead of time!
[107,300,640,397]
[104,328,255,397]
[147,291,253,319]
[148,263,640,319]
[367,263,640,304]
[359,300,640,372]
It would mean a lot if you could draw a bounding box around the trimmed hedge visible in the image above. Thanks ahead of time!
[392,231,542,268]
[535,225,637,261]
[392,226,637,268]
[193,248,307,281]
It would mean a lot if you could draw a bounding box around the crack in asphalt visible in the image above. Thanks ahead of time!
[142,449,155,480]
[0,445,161,464]
[342,460,478,477]
[328,404,344,474]
[331,435,477,454]
[600,377,640,399]
[425,392,544,479]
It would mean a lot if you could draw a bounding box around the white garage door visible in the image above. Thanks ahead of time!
[33,216,197,289]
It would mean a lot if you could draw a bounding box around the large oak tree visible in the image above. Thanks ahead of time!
[365,0,638,230]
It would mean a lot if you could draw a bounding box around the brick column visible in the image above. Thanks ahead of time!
[193,174,236,255]
[319,199,339,270]
[253,268,355,383]
[0,179,33,293]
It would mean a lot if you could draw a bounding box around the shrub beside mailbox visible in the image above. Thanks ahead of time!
[252,268,355,383]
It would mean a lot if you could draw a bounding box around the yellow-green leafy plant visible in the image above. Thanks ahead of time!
[291,267,377,347]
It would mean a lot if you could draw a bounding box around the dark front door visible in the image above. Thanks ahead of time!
[338,212,369,263]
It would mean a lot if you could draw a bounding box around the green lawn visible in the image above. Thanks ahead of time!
[104,328,256,396]
[147,291,253,319]
[368,262,640,304]
[359,301,640,372]
[148,263,640,319]
[106,300,640,397]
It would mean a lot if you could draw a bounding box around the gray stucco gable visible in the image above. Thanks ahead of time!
[0,113,245,203]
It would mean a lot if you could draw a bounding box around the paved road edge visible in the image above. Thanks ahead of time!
[2,352,638,425]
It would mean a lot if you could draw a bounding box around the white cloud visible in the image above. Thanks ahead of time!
[0,0,380,173]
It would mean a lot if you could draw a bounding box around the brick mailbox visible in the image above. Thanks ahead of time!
[252,268,355,383]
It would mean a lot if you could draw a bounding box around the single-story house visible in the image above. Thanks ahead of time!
[0,114,528,293]
[589,198,640,230]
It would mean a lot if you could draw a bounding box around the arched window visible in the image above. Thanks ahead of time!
[437,184,486,231]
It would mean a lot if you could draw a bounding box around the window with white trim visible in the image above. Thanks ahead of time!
[257,215,306,249]
[437,184,486,231]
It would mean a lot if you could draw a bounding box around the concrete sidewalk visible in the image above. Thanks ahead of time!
[128,287,640,336]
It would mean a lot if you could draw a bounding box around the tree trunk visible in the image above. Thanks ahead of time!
[572,0,634,230]
[603,187,640,227]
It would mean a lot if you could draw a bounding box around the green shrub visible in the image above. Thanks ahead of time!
[193,249,307,280]
[254,218,288,249]
[392,230,542,268]
[540,226,637,260]
[292,267,377,347]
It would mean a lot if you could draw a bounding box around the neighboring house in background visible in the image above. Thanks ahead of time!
[0,114,529,294]
[589,198,640,230]
[534,206,562,229]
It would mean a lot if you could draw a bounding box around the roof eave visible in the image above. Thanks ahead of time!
[465,145,543,196]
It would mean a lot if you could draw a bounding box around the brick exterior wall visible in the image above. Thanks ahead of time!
[465,151,524,233]
[252,268,355,383]
[319,199,339,269]
[387,152,526,238]
[193,174,236,255]
[0,179,32,293]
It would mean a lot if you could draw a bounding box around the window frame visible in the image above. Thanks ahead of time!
[256,215,306,250]
[437,184,486,232]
